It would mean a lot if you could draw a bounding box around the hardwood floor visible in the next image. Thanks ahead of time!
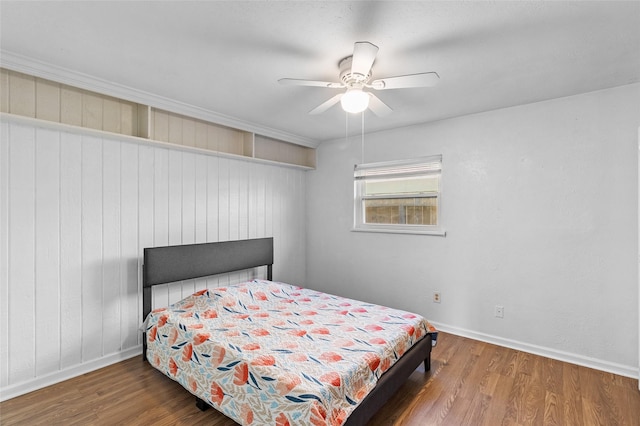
[1,333,638,425]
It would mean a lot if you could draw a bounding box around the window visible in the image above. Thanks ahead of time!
[353,155,445,235]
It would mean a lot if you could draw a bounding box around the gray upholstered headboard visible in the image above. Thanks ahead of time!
[142,237,273,324]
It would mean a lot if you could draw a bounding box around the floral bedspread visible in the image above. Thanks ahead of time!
[145,280,437,426]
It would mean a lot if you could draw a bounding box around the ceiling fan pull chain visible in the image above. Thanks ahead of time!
[361,111,365,164]
[345,110,349,148]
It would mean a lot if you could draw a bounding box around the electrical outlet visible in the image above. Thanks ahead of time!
[433,292,441,303]
[495,305,504,318]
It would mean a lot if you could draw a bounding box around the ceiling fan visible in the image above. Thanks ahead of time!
[278,41,440,116]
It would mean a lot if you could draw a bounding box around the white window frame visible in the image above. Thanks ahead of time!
[353,155,445,236]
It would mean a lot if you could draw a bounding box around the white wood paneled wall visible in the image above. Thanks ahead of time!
[0,117,307,399]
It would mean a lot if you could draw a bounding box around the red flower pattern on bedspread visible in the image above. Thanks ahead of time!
[182,343,193,362]
[210,382,225,405]
[202,309,218,319]
[145,279,436,426]
[234,362,249,385]
[193,333,210,345]
[275,412,291,426]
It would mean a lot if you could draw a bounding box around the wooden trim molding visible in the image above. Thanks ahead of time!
[0,113,314,171]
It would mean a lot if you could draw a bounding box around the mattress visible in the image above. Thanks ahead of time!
[145,279,437,425]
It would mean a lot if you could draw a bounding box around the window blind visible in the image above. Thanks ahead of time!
[354,155,442,179]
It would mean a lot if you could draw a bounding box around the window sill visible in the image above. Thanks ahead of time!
[351,226,446,236]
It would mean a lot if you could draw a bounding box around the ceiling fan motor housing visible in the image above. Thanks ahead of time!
[339,56,371,88]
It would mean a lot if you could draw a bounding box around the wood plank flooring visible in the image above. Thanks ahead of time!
[1,333,638,425]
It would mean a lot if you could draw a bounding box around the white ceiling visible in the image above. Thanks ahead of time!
[1,1,639,146]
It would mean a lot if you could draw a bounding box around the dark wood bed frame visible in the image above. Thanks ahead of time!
[142,237,434,426]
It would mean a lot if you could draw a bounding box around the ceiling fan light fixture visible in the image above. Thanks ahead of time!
[341,89,369,113]
[278,41,439,117]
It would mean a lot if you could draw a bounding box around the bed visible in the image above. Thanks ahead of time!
[143,238,437,426]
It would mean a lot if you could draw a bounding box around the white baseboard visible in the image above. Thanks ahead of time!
[430,321,639,380]
[2,325,638,402]
[0,346,142,402]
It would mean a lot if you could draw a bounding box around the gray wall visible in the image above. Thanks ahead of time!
[306,83,639,376]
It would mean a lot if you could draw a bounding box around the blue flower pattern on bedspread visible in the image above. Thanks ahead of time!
[146,280,437,426]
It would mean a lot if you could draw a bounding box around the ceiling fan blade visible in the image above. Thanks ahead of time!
[370,72,440,90]
[278,78,344,88]
[367,93,392,117]
[350,41,379,77]
[309,94,343,115]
